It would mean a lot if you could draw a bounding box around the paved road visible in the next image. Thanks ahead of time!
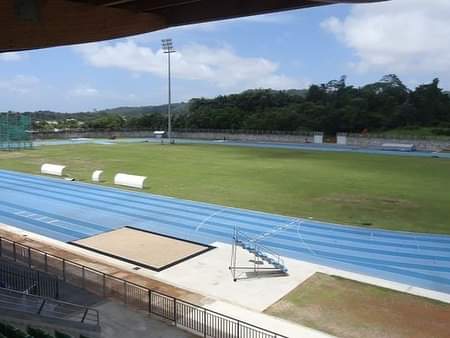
[97,301,197,338]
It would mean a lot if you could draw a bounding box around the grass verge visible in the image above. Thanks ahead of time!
[1,142,450,234]
[265,273,450,338]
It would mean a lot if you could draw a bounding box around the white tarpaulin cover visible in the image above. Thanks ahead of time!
[114,173,147,189]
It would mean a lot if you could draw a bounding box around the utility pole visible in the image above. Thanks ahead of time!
[161,38,176,144]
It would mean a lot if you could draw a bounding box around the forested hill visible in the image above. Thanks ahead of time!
[180,75,450,134]
[30,102,188,121]
[25,75,450,135]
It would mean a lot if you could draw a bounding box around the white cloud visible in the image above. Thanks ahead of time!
[0,75,40,94]
[0,52,26,62]
[74,41,302,91]
[321,0,450,74]
[68,85,99,97]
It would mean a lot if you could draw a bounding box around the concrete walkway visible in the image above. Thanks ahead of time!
[96,301,196,338]
[206,300,335,338]
[156,242,450,310]
[3,224,450,338]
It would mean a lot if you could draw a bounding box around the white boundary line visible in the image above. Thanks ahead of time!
[195,208,227,232]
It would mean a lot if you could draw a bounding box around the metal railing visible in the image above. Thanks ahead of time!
[0,287,99,327]
[239,229,285,269]
[347,132,450,141]
[31,128,315,137]
[31,127,450,142]
[172,128,314,136]
[0,236,288,338]
[0,259,59,298]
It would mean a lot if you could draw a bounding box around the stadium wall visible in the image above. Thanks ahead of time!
[33,130,316,143]
[32,130,450,151]
[346,135,450,152]
[33,130,154,139]
[172,131,316,143]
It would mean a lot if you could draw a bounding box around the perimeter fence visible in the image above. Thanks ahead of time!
[0,236,288,338]
[0,258,59,298]
[0,112,32,150]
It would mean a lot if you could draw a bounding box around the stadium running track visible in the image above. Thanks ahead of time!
[0,169,449,294]
[33,138,450,159]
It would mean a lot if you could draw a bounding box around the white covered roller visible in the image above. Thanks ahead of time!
[92,170,104,182]
[41,163,66,176]
[114,173,147,189]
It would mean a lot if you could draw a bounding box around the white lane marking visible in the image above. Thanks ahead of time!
[296,220,318,256]
[195,208,227,232]
[251,218,300,242]
[13,209,61,225]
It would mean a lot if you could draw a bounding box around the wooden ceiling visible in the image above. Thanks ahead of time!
[1,0,387,52]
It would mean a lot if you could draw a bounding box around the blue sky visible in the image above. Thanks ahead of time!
[1,0,449,113]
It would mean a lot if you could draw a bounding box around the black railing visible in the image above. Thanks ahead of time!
[0,259,59,298]
[0,236,288,338]
[0,287,99,327]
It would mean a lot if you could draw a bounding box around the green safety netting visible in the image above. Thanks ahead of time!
[0,112,32,151]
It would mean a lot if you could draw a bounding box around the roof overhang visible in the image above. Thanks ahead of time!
[1,0,388,52]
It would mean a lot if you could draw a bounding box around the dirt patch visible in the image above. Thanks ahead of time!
[319,194,417,208]
[265,273,450,338]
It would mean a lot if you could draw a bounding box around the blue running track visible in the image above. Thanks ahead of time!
[0,169,449,294]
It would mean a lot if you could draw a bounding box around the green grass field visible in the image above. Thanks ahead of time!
[265,273,450,338]
[1,143,450,234]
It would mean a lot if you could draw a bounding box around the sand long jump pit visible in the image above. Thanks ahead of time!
[70,226,214,271]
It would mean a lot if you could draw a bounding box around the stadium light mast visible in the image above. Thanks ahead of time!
[161,38,175,144]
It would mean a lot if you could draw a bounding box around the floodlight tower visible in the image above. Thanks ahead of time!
[161,38,176,144]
